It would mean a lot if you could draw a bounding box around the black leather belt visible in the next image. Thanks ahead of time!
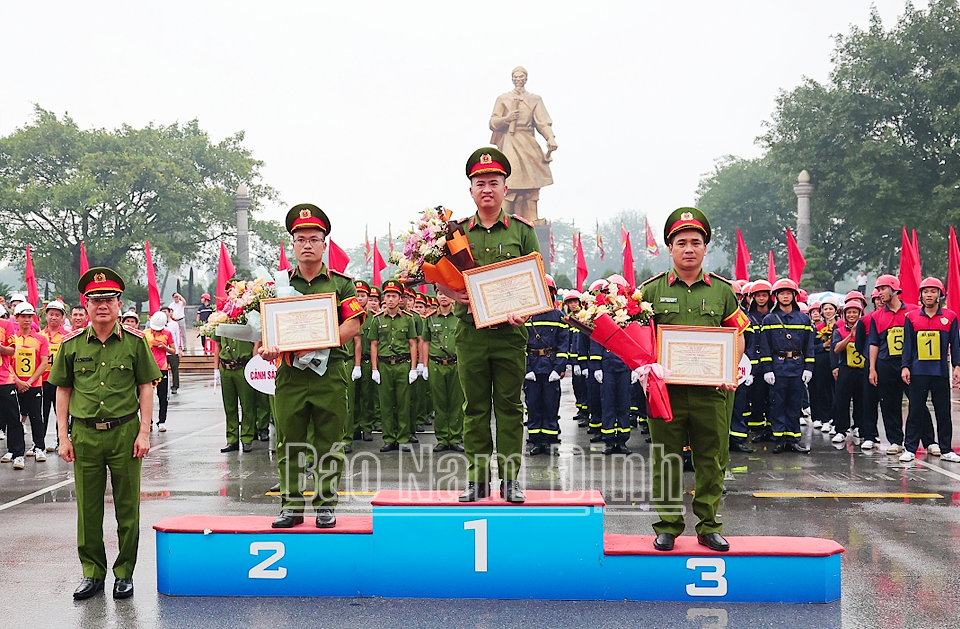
[431,356,457,365]
[361,354,371,363]
[379,355,410,366]
[220,359,249,370]
[76,413,138,431]
[777,351,803,359]
[527,348,554,357]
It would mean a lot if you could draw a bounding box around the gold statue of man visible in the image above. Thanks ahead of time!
[489,66,558,223]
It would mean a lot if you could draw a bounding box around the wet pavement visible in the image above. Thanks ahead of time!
[1,374,958,628]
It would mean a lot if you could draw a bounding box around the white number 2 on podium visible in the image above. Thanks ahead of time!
[249,541,287,579]
[685,558,727,596]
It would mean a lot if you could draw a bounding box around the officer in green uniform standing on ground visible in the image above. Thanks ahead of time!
[350,280,375,442]
[368,279,419,452]
[439,147,539,503]
[422,291,464,452]
[639,208,749,552]
[259,204,365,529]
[51,267,162,600]
[214,316,258,453]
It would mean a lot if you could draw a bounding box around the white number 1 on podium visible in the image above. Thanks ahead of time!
[464,519,488,572]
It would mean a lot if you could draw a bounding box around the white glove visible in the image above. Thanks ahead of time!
[573,365,582,377]
[744,374,754,387]
[417,363,426,375]
[213,370,221,385]
[408,369,418,384]
[421,365,429,381]
[371,369,381,385]
[763,372,775,386]
[351,366,362,381]
[548,371,561,382]
[525,371,537,381]
[582,369,589,378]
[630,370,639,384]
[801,370,813,384]
[594,370,604,384]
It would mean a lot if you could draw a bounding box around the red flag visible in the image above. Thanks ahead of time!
[948,227,960,316]
[24,246,40,316]
[549,227,555,264]
[622,231,636,286]
[767,250,776,284]
[898,226,921,306]
[372,238,386,286]
[417,284,428,295]
[216,241,236,304]
[388,223,395,255]
[364,224,372,267]
[278,243,291,271]
[786,228,806,283]
[735,229,751,281]
[575,233,588,291]
[327,238,350,273]
[79,240,90,307]
[596,219,605,261]
[144,241,162,314]
[644,216,659,256]
[912,229,920,268]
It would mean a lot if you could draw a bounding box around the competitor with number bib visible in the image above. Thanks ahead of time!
[830,299,867,444]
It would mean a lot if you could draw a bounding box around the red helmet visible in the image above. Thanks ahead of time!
[749,280,772,294]
[919,276,945,294]
[733,280,746,296]
[772,278,799,294]
[844,290,866,306]
[808,300,821,311]
[563,289,582,302]
[798,288,809,303]
[742,281,754,295]
[875,274,901,292]
[545,274,557,291]
[871,288,881,299]
[843,300,864,312]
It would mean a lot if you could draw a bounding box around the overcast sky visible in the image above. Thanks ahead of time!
[1,0,927,253]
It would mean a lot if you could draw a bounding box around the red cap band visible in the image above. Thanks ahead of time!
[469,161,508,177]
[667,219,706,240]
[291,216,328,232]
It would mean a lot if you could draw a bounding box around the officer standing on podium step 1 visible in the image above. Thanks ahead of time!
[50,267,162,600]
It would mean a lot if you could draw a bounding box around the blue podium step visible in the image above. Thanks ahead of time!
[154,491,843,602]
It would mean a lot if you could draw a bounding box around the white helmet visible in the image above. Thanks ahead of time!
[149,311,168,331]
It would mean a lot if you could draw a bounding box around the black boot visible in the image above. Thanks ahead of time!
[458,482,490,502]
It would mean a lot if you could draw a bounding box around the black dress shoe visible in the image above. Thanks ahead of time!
[589,434,603,443]
[529,444,547,456]
[220,443,239,453]
[772,439,787,454]
[433,443,449,452]
[752,431,774,443]
[577,418,589,428]
[619,444,632,455]
[272,510,304,528]
[343,444,353,453]
[785,442,810,454]
[73,577,104,600]
[640,423,650,434]
[409,434,419,443]
[380,442,399,452]
[459,482,490,502]
[316,508,336,528]
[242,443,253,453]
[451,443,465,452]
[416,424,424,432]
[400,443,413,452]
[653,533,675,551]
[729,441,755,453]
[602,443,618,455]
[268,482,281,493]
[501,480,526,503]
[113,578,134,599]
[697,533,730,552]
[361,432,373,442]
[258,429,270,442]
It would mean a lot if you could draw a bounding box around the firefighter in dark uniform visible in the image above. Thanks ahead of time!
[758,278,815,453]
[730,281,755,453]
[639,208,748,553]
[523,275,568,455]
[583,280,607,440]
[745,280,774,442]
[562,291,590,427]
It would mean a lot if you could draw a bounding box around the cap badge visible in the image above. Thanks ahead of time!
[94,272,106,283]
[680,212,693,220]
[299,209,312,219]
[480,154,493,164]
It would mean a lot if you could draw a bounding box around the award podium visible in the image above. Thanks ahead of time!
[155,490,842,602]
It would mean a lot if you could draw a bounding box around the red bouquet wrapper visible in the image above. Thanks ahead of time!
[591,313,673,421]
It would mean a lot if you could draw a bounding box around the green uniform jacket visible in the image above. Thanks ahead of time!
[287,264,363,361]
[641,269,745,330]
[366,311,418,356]
[422,310,459,358]
[49,323,161,418]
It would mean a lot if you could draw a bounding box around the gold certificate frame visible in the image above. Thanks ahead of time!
[656,324,741,386]
[259,293,341,351]
[462,252,554,328]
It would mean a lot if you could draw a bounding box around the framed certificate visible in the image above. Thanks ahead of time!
[259,294,341,351]
[656,325,741,386]
[462,252,554,328]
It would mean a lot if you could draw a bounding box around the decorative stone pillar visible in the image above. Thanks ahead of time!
[793,170,813,254]
[235,183,250,271]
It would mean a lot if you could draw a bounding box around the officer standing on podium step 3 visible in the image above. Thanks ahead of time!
[638,207,748,553]
[50,267,162,600]
[436,147,539,504]
[523,275,568,455]
[259,204,365,530]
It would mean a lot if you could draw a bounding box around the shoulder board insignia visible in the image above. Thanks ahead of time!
[640,272,666,287]
[708,272,733,285]
[126,327,145,338]
[457,216,470,224]
[331,269,353,280]
[511,214,535,227]
[61,328,86,343]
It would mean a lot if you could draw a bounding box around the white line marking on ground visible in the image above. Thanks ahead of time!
[915,459,960,483]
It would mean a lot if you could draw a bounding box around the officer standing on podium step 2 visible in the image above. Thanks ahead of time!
[523,275,568,455]
[436,147,539,504]
[50,267,162,600]
[259,204,365,530]
[639,208,748,553]
[758,278,815,454]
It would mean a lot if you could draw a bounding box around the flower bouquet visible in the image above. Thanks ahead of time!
[568,282,673,420]
[390,206,475,291]
[195,272,276,342]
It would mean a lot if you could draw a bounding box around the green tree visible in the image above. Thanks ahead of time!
[800,245,835,292]
[0,106,280,294]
